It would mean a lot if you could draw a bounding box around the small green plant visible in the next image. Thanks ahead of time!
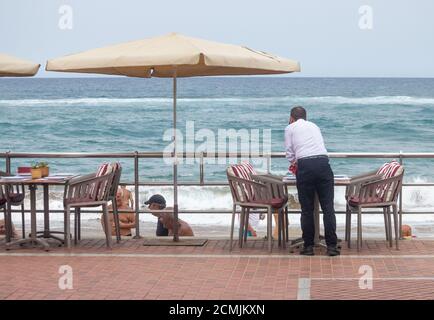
[32,163,41,169]
[38,161,48,168]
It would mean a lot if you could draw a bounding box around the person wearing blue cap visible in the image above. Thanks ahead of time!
[145,194,194,237]
[145,194,169,236]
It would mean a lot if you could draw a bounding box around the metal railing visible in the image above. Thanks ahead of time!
[1,151,434,238]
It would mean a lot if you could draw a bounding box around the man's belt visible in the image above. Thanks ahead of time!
[298,155,329,161]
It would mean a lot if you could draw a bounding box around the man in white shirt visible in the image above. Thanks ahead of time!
[285,106,339,256]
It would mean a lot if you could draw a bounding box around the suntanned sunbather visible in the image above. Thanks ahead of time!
[101,187,136,236]
[145,194,194,236]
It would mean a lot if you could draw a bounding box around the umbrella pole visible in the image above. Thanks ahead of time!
[173,70,179,242]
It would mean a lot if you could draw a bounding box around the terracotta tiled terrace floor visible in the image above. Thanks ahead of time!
[1,237,433,300]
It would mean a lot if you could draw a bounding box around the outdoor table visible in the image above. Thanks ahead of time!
[0,175,75,251]
[283,175,350,247]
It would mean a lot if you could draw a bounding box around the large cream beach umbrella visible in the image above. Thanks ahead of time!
[46,32,300,241]
[0,53,40,77]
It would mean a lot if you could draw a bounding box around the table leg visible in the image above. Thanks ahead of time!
[36,185,64,243]
[5,203,12,243]
[6,185,50,251]
[43,184,50,237]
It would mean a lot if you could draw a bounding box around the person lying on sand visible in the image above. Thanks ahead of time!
[101,187,136,236]
[145,194,194,237]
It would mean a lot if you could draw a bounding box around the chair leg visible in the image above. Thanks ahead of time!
[285,207,289,243]
[244,208,250,243]
[277,208,282,247]
[21,204,25,239]
[392,205,399,250]
[267,207,272,253]
[77,208,81,241]
[347,206,352,249]
[229,204,236,252]
[345,204,350,242]
[387,207,393,248]
[239,207,245,248]
[64,206,71,249]
[6,203,12,243]
[280,208,286,249]
[112,198,121,243]
[3,207,10,243]
[357,207,362,252]
[383,207,389,241]
[74,208,78,245]
[102,203,112,249]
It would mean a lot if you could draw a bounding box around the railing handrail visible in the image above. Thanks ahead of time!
[1,151,434,158]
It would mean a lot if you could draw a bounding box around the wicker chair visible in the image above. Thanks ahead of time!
[345,168,404,251]
[63,170,116,248]
[0,171,26,242]
[227,164,288,253]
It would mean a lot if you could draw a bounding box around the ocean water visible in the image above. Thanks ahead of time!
[1,77,434,230]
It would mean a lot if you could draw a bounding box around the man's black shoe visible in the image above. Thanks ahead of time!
[326,246,340,256]
[300,246,314,256]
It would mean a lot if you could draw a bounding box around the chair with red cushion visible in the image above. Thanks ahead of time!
[72,163,123,244]
[226,162,288,252]
[0,171,26,242]
[63,163,121,249]
[345,160,404,251]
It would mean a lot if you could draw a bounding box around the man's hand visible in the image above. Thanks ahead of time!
[289,162,298,175]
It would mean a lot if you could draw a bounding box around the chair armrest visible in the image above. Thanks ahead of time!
[355,173,403,204]
[361,174,402,188]
[227,174,270,203]
[349,170,378,181]
[349,173,382,185]
[346,172,382,199]
[252,174,285,185]
[64,172,114,204]
[252,174,287,198]
[66,173,97,186]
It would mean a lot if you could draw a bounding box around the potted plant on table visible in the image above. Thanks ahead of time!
[31,163,43,179]
[38,161,49,177]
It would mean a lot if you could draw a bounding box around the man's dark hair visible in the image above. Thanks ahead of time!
[290,106,307,121]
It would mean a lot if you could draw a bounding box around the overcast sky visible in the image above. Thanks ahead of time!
[1,0,433,77]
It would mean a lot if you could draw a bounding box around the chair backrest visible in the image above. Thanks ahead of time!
[94,162,122,200]
[376,160,404,201]
[226,162,257,203]
[65,170,115,204]
[108,163,122,199]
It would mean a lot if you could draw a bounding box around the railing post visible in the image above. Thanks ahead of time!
[5,151,11,174]
[266,155,271,174]
[199,151,204,185]
[133,151,142,239]
[399,150,403,239]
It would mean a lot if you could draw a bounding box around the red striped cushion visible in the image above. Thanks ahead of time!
[96,163,109,177]
[92,163,115,200]
[377,160,401,179]
[376,160,403,200]
[230,162,257,180]
[229,162,257,201]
